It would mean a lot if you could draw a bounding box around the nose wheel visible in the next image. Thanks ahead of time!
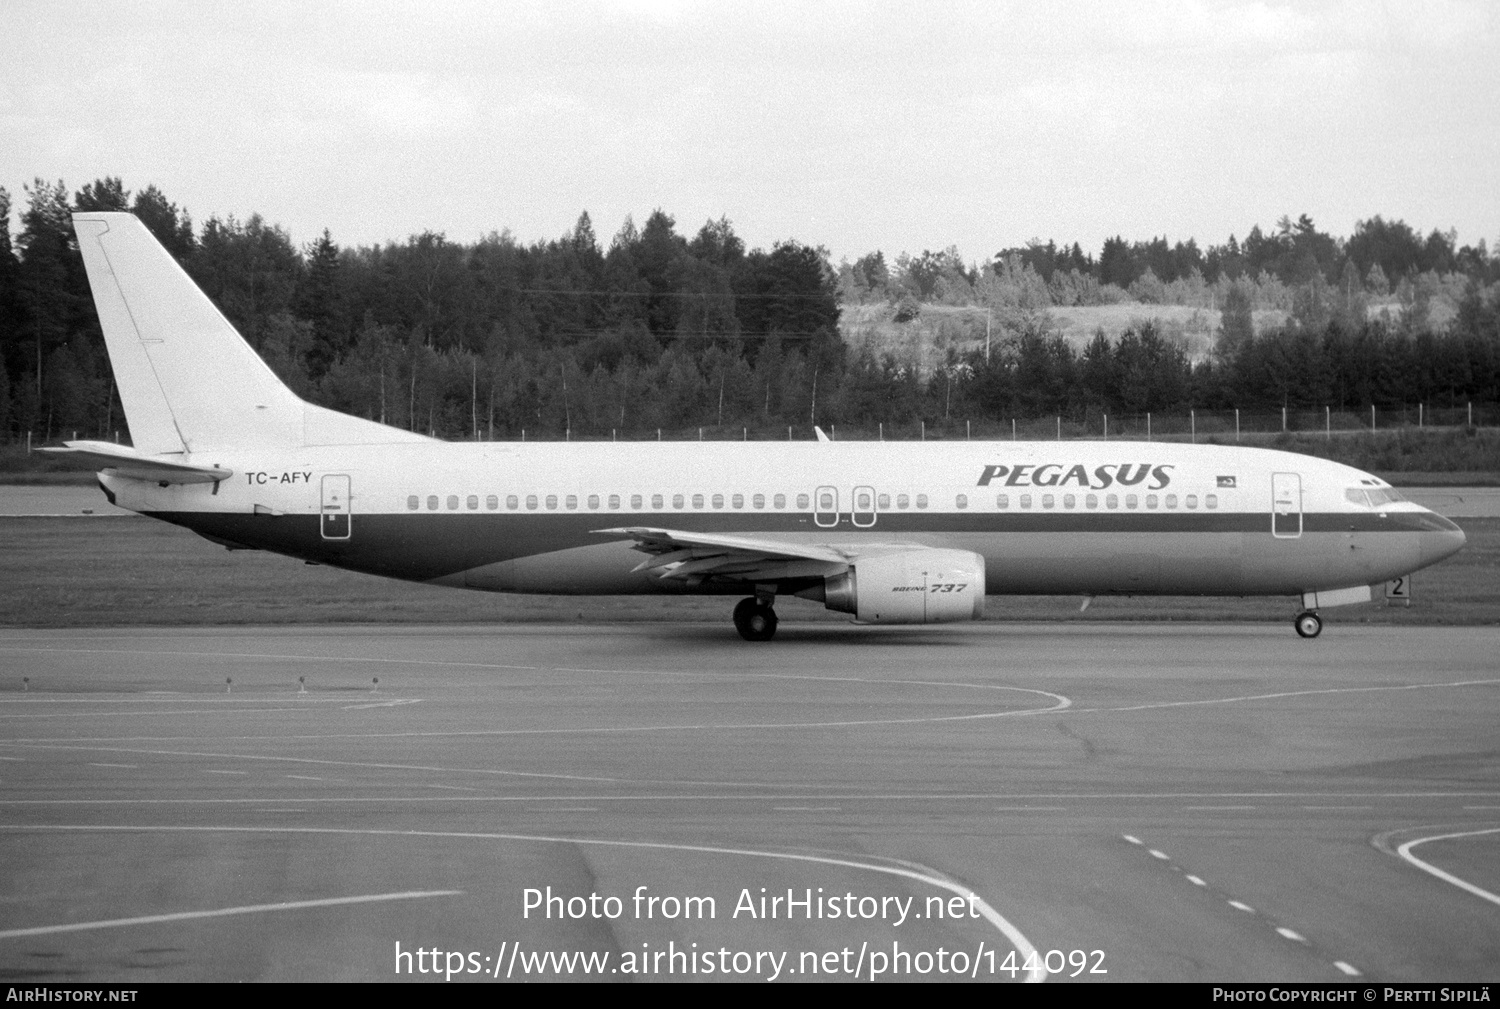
[1294,610,1323,638]
[733,598,779,641]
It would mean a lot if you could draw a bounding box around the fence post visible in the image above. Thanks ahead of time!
[1282,406,1287,432]
[1056,416,1061,441]
[1147,412,1152,442]
[1191,409,1195,444]
[1468,402,1473,427]
[1104,414,1108,439]
[1012,418,1016,441]
[921,421,925,441]
[1326,406,1330,439]
[966,420,970,441]
[1419,403,1423,427]
[879,422,883,441]
[1235,409,1239,442]
[1371,405,1375,431]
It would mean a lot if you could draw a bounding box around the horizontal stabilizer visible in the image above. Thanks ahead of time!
[41,441,233,485]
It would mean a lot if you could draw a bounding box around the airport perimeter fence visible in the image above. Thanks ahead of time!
[5,403,1498,453]
[498,402,1500,442]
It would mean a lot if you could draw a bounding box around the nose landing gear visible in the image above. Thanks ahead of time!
[733,597,778,641]
[1294,610,1323,638]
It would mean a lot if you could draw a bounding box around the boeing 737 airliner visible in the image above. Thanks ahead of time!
[48,213,1467,640]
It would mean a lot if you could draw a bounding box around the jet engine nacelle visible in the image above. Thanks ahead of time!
[822,549,986,624]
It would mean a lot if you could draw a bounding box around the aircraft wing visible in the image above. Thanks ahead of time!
[40,440,233,485]
[594,526,850,584]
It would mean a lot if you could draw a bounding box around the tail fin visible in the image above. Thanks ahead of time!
[73,212,426,454]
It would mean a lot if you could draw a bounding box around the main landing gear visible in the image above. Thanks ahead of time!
[733,597,778,642]
[1294,610,1323,639]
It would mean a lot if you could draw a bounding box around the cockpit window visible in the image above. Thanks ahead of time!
[1346,487,1408,507]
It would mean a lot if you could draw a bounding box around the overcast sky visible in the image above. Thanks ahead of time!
[4,0,1497,265]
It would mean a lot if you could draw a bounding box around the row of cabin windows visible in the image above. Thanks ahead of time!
[405,490,1219,512]
[989,491,1218,510]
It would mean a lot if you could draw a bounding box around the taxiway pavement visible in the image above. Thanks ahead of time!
[1,623,1496,983]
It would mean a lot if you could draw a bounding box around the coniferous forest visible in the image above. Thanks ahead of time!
[1,176,1498,447]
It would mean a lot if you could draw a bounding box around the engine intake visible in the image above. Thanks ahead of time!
[822,549,986,624]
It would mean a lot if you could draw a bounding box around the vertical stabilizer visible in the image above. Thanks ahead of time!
[74,213,306,453]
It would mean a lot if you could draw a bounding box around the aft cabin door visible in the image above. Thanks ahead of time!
[321,474,351,540]
[1271,472,1301,539]
[851,485,877,528]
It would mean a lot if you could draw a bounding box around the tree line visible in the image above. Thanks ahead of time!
[1,176,1497,445]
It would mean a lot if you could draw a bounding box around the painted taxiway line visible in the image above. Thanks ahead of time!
[0,644,542,673]
[5,790,1498,807]
[1389,827,1500,908]
[1123,834,1362,979]
[1076,678,1500,716]
[0,889,464,939]
[3,824,1046,983]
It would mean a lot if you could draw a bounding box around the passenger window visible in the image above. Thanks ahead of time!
[486,494,498,510]
[407,495,419,511]
[525,494,538,510]
[796,493,810,509]
[1106,494,1118,509]
[996,493,1009,509]
[1125,494,1138,509]
[916,494,928,509]
[1086,493,1098,509]
[506,495,519,510]
[546,495,558,510]
[1185,494,1197,509]
[955,494,968,509]
[587,494,600,509]
[630,494,642,510]
[428,495,439,511]
[752,493,765,509]
[818,491,833,510]
[609,494,621,509]
[897,494,910,509]
[673,494,685,509]
[1042,494,1055,509]
[773,494,786,508]
[447,495,459,510]
[1206,494,1218,509]
[466,495,479,510]
[1145,494,1157,509]
[565,495,578,510]
[1020,494,1032,509]
[712,494,724,509]
[1165,494,1177,509]
[856,490,872,509]
[730,494,742,508]
[652,494,664,509]
[1063,493,1076,509]
[692,494,704,509]
[877,493,890,509]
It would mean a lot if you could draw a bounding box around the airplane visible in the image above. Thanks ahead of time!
[46,212,1468,641]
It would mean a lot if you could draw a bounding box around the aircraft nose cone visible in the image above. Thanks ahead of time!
[1419,514,1467,567]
